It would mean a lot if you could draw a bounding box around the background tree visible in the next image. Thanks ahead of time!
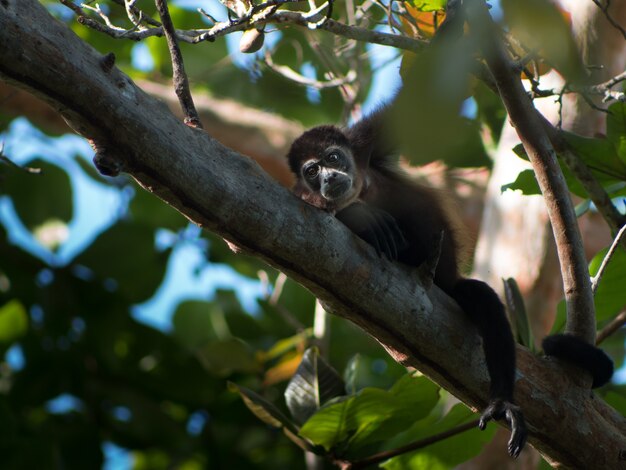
[1,0,626,469]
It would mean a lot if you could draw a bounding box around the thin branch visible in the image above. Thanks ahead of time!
[591,224,626,294]
[154,0,202,128]
[591,0,626,41]
[335,419,480,469]
[264,51,357,88]
[596,310,626,345]
[466,0,597,344]
[60,0,426,53]
[539,119,626,236]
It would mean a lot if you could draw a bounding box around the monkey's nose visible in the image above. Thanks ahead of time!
[324,172,337,184]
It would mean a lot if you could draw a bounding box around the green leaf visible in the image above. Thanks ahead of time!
[604,390,626,416]
[501,0,584,82]
[552,246,626,334]
[607,102,626,162]
[299,374,439,452]
[563,132,626,184]
[0,158,72,231]
[172,300,217,350]
[196,338,260,376]
[229,382,301,436]
[382,404,493,470]
[503,278,533,350]
[589,247,626,323]
[0,300,28,343]
[501,169,541,195]
[73,222,168,303]
[412,0,447,12]
[298,389,393,452]
[285,348,345,425]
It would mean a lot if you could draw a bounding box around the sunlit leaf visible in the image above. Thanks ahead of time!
[299,374,439,452]
[229,382,300,434]
[382,404,492,469]
[263,351,303,386]
[0,300,28,343]
[501,0,583,82]
[501,169,541,195]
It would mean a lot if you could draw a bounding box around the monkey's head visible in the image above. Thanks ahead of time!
[287,125,362,211]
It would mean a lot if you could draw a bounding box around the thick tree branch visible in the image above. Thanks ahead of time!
[1,1,626,467]
[466,0,597,346]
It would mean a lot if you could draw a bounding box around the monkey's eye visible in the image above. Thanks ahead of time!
[326,152,340,164]
[304,164,320,179]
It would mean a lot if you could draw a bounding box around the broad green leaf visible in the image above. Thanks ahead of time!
[357,375,439,449]
[563,132,626,183]
[394,34,490,168]
[501,0,584,82]
[285,348,345,425]
[298,389,394,452]
[196,338,260,375]
[512,129,626,198]
[299,374,439,452]
[382,404,493,470]
[0,158,72,231]
[0,300,28,343]
[501,169,541,195]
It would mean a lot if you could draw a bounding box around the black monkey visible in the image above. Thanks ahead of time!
[287,106,614,458]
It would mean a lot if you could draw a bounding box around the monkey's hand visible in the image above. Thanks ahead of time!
[479,399,527,459]
[336,203,407,260]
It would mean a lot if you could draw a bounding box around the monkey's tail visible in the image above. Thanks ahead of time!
[542,334,613,388]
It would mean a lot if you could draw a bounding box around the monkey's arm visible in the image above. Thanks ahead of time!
[336,202,407,260]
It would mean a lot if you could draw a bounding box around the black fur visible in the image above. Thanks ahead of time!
[286,108,528,458]
[543,334,614,388]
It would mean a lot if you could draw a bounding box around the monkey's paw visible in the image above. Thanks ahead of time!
[479,399,527,459]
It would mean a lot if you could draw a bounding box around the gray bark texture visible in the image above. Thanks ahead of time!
[1,1,625,467]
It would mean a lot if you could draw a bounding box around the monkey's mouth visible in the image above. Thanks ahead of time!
[322,180,352,200]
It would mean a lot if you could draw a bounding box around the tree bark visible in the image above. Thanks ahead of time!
[1,1,625,467]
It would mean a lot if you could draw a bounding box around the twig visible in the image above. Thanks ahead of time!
[596,310,626,345]
[465,0,597,344]
[264,51,357,88]
[591,224,626,294]
[154,0,202,128]
[335,419,480,469]
[591,0,626,41]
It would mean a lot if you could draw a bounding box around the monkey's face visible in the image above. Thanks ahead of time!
[300,146,359,208]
